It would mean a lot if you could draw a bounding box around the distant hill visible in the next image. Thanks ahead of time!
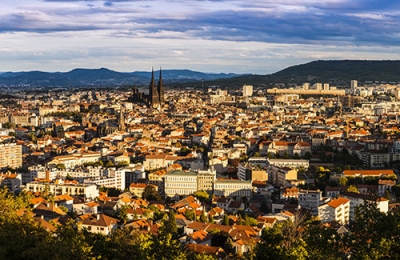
[0,68,242,88]
[203,60,400,87]
[2,60,400,89]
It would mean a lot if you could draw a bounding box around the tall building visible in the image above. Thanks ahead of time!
[0,143,22,169]
[243,85,253,97]
[351,80,358,91]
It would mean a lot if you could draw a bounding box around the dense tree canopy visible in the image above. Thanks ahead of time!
[3,187,400,259]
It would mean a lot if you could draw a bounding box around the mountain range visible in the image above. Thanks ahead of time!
[1,60,400,88]
[0,68,242,88]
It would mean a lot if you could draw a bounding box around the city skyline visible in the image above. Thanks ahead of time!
[1,0,400,74]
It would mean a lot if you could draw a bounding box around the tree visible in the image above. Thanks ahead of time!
[303,223,344,259]
[303,151,312,159]
[118,205,129,225]
[255,212,309,260]
[151,213,184,260]
[339,177,348,187]
[208,214,214,224]
[346,185,359,193]
[56,163,66,170]
[260,201,270,214]
[200,209,207,223]
[184,209,196,221]
[105,160,114,167]
[2,122,15,129]
[347,201,399,259]
[223,214,230,226]
[142,185,162,202]
[193,190,210,203]
[27,132,37,142]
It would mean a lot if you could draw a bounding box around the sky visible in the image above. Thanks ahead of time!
[1,0,400,74]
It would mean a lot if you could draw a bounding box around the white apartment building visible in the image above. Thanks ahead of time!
[164,169,252,199]
[26,181,99,199]
[85,168,126,190]
[214,179,252,199]
[268,165,297,187]
[318,197,350,224]
[298,189,329,215]
[164,170,198,199]
[49,152,101,169]
[268,159,309,170]
[342,192,389,220]
[243,85,253,97]
[0,143,22,169]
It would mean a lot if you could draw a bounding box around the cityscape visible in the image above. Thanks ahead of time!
[2,71,400,259]
[2,0,400,259]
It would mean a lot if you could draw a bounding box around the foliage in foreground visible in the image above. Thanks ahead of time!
[2,188,400,259]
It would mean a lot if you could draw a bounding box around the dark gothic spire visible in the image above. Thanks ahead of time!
[158,67,165,105]
[149,67,159,108]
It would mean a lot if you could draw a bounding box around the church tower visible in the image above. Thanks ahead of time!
[149,68,159,108]
[157,68,165,105]
[118,106,125,131]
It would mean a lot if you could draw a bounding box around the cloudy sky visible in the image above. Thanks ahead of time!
[1,0,400,74]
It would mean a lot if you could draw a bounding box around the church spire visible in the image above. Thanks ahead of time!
[149,67,159,108]
[118,105,125,131]
[158,67,165,105]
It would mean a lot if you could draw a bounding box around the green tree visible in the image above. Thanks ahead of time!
[193,190,210,203]
[346,185,359,193]
[200,209,207,223]
[255,212,309,260]
[118,205,129,225]
[223,214,230,226]
[56,163,66,170]
[2,122,15,129]
[339,176,348,187]
[142,185,162,201]
[27,132,37,142]
[208,214,214,224]
[346,201,399,259]
[184,209,196,221]
[151,213,184,260]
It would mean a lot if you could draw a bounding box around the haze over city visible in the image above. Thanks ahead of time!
[1,0,400,74]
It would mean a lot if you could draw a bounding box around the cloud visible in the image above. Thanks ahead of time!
[0,0,400,73]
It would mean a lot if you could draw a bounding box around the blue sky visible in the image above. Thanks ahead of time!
[1,0,400,74]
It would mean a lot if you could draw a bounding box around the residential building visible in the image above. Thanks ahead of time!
[164,170,198,199]
[0,143,22,169]
[342,192,389,220]
[268,158,309,170]
[26,181,99,199]
[318,197,350,224]
[298,189,329,215]
[81,214,118,236]
[214,179,252,199]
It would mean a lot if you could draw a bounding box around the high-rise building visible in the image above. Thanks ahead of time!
[351,80,358,91]
[0,143,22,169]
[243,84,253,97]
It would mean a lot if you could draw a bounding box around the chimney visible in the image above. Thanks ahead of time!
[45,170,50,181]
[96,214,100,220]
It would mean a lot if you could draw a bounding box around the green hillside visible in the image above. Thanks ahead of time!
[202,60,400,88]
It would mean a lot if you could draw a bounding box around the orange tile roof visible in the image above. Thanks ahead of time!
[343,169,395,177]
[327,197,350,208]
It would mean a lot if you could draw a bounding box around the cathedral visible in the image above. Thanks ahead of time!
[130,68,165,109]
